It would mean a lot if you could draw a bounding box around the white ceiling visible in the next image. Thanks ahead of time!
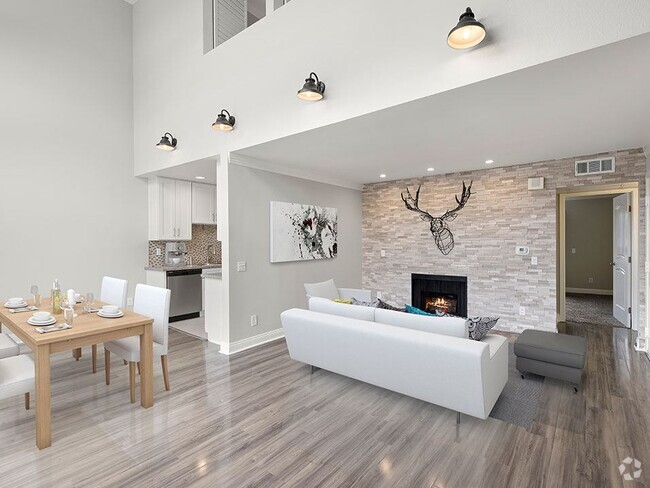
[122,0,138,5]
[235,33,650,187]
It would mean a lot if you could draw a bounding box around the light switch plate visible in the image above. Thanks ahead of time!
[377,291,383,299]
[519,306,526,316]
[380,250,386,258]
[531,257,538,265]
[237,261,246,272]
[250,315,258,327]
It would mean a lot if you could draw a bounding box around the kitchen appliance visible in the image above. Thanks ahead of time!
[165,242,186,266]
[166,269,202,322]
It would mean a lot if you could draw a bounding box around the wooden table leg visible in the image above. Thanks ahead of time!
[139,325,153,408]
[35,344,52,449]
[72,348,82,361]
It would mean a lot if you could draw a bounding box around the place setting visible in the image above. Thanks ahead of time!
[26,310,73,334]
[4,296,38,313]
[97,305,125,319]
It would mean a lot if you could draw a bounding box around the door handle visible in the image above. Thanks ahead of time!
[610,262,615,266]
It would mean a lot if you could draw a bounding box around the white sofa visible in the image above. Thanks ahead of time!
[280,297,508,420]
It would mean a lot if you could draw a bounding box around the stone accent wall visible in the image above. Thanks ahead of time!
[148,224,222,266]
[362,149,646,334]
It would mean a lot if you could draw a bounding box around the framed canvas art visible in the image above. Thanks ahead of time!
[270,201,338,263]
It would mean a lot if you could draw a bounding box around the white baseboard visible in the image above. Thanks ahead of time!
[219,328,285,355]
[566,287,613,296]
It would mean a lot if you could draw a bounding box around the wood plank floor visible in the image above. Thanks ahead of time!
[0,323,648,487]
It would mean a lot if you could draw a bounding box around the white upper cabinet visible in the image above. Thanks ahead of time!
[149,177,193,241]
[192,182,217,225]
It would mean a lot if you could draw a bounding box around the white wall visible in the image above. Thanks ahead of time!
[226,159,362,343]
[0,0,147,300]
[133,0,650,176]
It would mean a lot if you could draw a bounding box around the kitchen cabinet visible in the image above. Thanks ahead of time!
[192,182,217,225]
[148,177,192,240]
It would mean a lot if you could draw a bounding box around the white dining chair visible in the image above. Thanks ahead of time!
[104,284,171,403]
[0,333,20,359]
[87,276,129,373]
[0,355,35,410]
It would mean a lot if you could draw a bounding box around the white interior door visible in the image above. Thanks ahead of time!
[613,193,631,327]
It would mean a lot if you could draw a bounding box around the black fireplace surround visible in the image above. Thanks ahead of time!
[411,274,468,317]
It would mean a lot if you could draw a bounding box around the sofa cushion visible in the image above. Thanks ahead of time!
[309,297,376,322]
[304,279,339,300]
[375,308,468,338]
[514,330,586,369]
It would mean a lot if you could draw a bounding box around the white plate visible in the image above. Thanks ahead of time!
[5,302,28,309]
[97,310,124,318]
[28,317,57,326]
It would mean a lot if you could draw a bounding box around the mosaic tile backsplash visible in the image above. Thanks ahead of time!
[148,224,222,267]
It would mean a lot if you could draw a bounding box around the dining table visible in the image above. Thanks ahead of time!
[0,297,154,449]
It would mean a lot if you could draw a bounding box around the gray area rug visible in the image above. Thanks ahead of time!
[566,293,622,327]
[489,343,544,428]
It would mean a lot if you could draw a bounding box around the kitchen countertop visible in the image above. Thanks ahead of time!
[201,271,222,280]
[145,264,222,272]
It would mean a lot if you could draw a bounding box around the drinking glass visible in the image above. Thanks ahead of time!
[30,285,41,308]
[64,307,75,326]
[83,292,95,313]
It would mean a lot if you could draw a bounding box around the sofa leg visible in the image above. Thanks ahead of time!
[310,365,316,374]
[573,385,578,394]
[456,412,461,425]
[520,373,525,379]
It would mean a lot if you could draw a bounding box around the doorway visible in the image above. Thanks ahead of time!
[557,184,639,329]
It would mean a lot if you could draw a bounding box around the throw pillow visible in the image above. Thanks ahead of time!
[466,317,499,341]
[405,304,436,316]
[331,299,353,304]
[377,299,406,312]
[352,297,379,308]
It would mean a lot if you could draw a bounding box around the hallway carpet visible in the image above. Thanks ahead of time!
[565,293,623,327]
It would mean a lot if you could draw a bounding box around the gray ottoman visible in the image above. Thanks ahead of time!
[514,330,586,392]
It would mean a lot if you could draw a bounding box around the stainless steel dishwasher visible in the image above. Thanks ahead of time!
[166,269,202,322]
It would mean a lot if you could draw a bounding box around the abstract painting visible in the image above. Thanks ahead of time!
[270,201,338,263]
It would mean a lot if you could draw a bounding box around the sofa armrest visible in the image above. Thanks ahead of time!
[337,288,372,301]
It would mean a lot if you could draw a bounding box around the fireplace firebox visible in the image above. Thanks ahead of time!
[411,274,467,317]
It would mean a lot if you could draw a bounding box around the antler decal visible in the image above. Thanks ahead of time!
[401,181,473,255]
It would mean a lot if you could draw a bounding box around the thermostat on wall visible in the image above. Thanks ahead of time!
[515,246,530,255]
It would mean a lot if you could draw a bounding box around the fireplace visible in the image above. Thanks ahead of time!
[411,274,467,317]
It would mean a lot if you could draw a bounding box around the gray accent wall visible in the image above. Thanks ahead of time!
[228,164,362,342]
[362,149,646,333]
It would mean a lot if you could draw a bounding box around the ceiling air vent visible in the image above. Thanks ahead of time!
[575,157,615,176]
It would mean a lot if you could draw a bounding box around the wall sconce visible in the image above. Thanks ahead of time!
[297,72,326,101]
[212,109,236,132]
[447,7,486,50]
[155,132,177,151]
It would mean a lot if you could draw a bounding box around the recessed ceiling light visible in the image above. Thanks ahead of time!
[379,174,387,178]
[427,167,434,172]
[195,176,206,180]
[485,159,494,164]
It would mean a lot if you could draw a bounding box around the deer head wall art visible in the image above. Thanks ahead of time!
[401,181,473,255]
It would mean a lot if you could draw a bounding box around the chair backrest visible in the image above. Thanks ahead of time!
[133,284,171,353]
[100,276,128,308]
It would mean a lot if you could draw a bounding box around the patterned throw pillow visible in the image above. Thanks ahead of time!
[331,299,353,304]
[466,317,499,341]
[351,297,380,308]
[377,299,406,312]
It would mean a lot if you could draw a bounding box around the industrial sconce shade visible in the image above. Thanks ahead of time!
[212,109,236,131]
[156,132,177,151]
[297,72,326,101]
[447,7,486,49]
